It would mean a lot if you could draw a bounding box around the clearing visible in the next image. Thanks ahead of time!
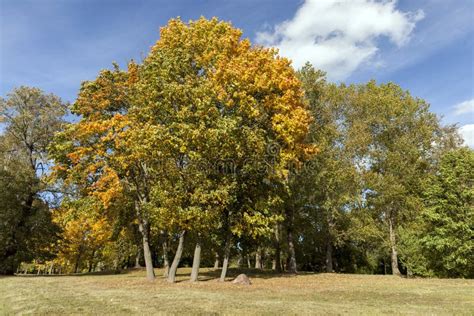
[1,268,473,315]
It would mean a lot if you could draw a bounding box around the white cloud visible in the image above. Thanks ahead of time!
[256,0,424,80]
[459,124,474,148]
[377,1,474,76]
[453,99,474,116]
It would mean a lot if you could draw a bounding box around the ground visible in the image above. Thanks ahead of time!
[1,268,473,315]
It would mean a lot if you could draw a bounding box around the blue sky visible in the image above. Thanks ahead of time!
[1,0,473,145]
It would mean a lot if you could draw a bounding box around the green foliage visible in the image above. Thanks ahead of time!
[2,20,471,281]
[343,81,442,274]
[0,87,66,274]
[290,64,359,272]
[0,161,57,274]
[400,148,473,278]
[48,17,315,279]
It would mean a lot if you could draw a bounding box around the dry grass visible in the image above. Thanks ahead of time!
[1,268,473,315]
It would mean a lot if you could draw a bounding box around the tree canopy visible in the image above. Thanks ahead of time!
[0,86,67,274]
[1,17,472,281]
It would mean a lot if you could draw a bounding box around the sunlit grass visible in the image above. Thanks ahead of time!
[1,268,473,315]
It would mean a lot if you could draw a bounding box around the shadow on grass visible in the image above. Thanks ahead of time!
[13,269,132,277]
[11,267,314,281]
[173,267,314,283]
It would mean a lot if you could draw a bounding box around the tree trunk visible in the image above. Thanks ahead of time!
[247,255,251,268]
[88,249,96,273]
[326,210,335,273]
[134,247,142,268]
[135,201,155,281]
[389,217,401,276]
[255,248,262,269]
[273,223,282,272]
[213,253,219,269]
[113,258,119,272]
[138,217,155,280]
[134,253,141,268]
[237,253,243,267]
[161,230,170,278]
[287,232,297,273]
[219,234,231,282]
[285,206,297,273]
[167,230,186,283]
[287,227,297,274]
[48,264,54,275]
[326,240,333,273]
[190,238,201,282]
[74,246,82,273]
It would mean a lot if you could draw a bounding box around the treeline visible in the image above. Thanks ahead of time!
[1,18,472,280]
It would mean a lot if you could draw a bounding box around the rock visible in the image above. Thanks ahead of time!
[232,273,251,285]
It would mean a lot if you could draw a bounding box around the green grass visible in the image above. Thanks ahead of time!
[1,268,473,315]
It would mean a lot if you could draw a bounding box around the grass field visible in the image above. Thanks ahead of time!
[1,268,473,315]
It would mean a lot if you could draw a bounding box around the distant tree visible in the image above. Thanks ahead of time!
[347,82,441,275]
[400,148,473,277]
[295,65,359,273]
[422,148,473,277]
[0,86,67,274]
[52,197,112,273]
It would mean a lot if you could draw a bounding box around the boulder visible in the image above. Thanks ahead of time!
[232,273,251,285]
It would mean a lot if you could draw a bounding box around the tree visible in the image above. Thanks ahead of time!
[50,17,314,281]
[0,86,66,274]
[287,65,358,273]
[52,197,112,273]
[347,81,440,275]
[400,148,473,278]
[133,17,315,281]
[422,148,473,277]
[49,62,161,280]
